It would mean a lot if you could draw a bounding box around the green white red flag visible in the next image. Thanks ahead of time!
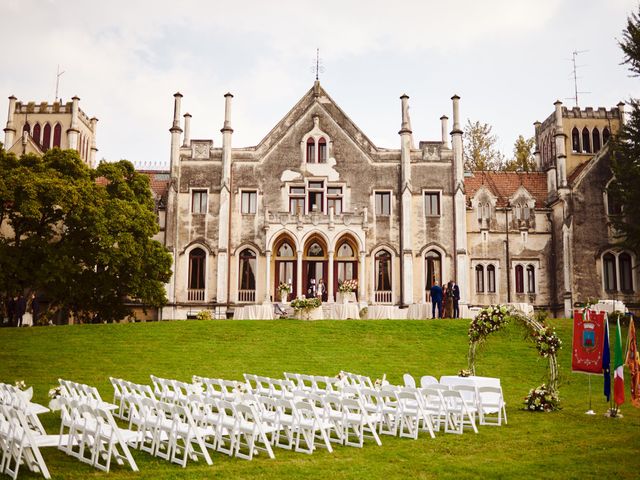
[614,318,625,406]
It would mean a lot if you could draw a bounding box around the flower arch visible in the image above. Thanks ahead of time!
[467,305,562,411]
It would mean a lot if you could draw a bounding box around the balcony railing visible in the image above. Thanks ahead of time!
[187,289,205,302]
[375,290,393,304]
[238,289,256,303]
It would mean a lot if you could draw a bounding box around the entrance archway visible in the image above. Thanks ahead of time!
[303,235,328,298]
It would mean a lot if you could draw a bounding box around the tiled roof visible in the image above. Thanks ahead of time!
[464,171,548,207]
[95,170,170,203]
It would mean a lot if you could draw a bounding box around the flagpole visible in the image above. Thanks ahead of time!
[586,374,595,414]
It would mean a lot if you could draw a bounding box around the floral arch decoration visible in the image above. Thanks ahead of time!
[467,305,562,412]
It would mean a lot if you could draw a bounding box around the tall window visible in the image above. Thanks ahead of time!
[32,123,41,145]
[327,187,343,214]
[475,265,485,293]
[603,253,617,292]
[572,127,580,152]
[477,202,490,221]
[607,189,623,215]
[192,190,208,214]
[23,122,31,135]
[515,265,524,294]
[620,253,633,292]
[318,137,327,163]
[592,127,601,152]
[43,124,51,150]
[336,240,357,285]
[375,192,391,216]
[603,127,611,144]
[526,264,536,293]
[306,138,315,163]
[289,186,305,214]
[308,181,324,213]
[241,191,257,214]
[582,127,591,153]
[239,249,256,290]
[188,248,206,290]
[375,250,392,291]
[424,192,440,216]
[425,250,441,290]
[487,264,496,293]
[514,203,530,221]
[276,240,296,298]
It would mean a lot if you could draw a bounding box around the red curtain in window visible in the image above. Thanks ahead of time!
[42,124,52,150]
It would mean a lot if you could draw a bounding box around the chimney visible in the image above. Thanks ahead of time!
[440,115,449,148]
[183,113,192,147]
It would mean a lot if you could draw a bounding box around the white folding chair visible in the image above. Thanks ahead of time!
[2,406,51,480]
[168,404,213,467]
[342,397,382,447]
[403,374,416,388]
[234,403,276,460]
[478,386,507,426]
[293,401,333,454]
[441,390,478,434]
[419,387,448,431]
[420,376,439,388]
[396,390,435,439]
[378,385,400,436]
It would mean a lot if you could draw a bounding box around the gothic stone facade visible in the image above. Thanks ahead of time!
[157,82,638,319]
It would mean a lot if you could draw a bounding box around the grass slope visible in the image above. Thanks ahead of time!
[1,318,639,479]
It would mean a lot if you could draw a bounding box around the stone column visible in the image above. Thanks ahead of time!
[359,251,366,303]
[554,101,567,188]
[327,250,335,303]
[183,113,192,147]
[399,94,414,306]
[440,115,449,149]
[89,117,98,168]
[296,250,303,299]
[217,93,233,306]
[67,96,80,151]
[4,95,16,148]
[264,250,272,303]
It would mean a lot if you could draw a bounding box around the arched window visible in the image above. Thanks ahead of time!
[337,242,354,258]
[425,250,441,290]
[592,127,601,152]
[306,137,315,163]
[307,242,324,257]
[275,239,296,299]
[23,122,31,134]
[336,240,357,287]
[375,250,392,292]
[32,123,41,145]
[239,249,256,291]
[603,253,617,292]
[188,248,206,300]
[42,124,52,150]
[477,202,490,221]
[526,265,536,293]
[475,265,485,293]
[572,127,580,153]
[603,127,611,144]
[487,264,496,293]
[582,127,591,153]
[278,241,294,257]
[53,123,62,148]
[620,253,633,292]
[318,137,327,163]
[515,265,524,294]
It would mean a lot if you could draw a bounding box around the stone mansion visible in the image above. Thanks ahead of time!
[3,83,637,319]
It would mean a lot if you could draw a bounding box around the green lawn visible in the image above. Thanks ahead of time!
[1,318,638,479]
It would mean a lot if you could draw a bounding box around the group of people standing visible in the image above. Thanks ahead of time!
[3,293,39,327]
[306,278,327,302]
[429,280,460,319]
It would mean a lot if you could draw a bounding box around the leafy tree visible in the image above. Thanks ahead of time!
[463,120,505,171]
[503,135,536,172]
[608,7,640,256]
[0,147,172,323]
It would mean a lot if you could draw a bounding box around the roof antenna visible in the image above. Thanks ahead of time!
[55,64,65,103]
[566,50,590,107]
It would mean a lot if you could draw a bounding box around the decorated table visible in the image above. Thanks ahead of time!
[406,303,432,319]
[233,304,274,320]
[366,305,406,319]
[330,303,360,320]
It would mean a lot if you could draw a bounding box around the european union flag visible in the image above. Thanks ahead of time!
[603,319,611,401]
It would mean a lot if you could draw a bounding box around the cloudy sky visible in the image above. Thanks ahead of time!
[1,0,638,168]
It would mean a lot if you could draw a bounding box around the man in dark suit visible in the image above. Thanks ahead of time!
[452,281,461,318]
[429,281,443,319]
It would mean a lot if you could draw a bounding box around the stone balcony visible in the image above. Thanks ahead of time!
[263,208,369,231]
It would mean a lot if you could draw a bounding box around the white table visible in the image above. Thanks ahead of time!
[440,375,501,389]
[233,305,274,320]
[295,307,323,320]
[366,306,406,319]
[330,304,360,320]
[406,303,432,319]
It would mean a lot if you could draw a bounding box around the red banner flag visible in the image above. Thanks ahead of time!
[572,309,606,374]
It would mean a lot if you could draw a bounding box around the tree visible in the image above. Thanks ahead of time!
[0,147,172,323]
[503,135,536,172]
[463,120,505,171]
[608,7,640,256]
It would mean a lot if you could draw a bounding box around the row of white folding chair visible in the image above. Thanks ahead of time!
[57,396,139,473]
[432,379,507,427]
[243,374,297,399]
[403,373,441,389]
[125,394,213,467]
[109,378,157,421]
[341,372,375,390]
[150,375,200,405]
[282,373,344,395]
[193,377,245,402]
[0,405,51,479]
[58,379,115,413]
[0,383,47,435]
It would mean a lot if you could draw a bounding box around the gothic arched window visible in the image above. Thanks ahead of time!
[572,127,580,153]
[592,127,601,152]
[582,127,591,153]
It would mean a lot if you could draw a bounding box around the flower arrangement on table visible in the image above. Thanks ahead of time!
[458,369,472,378]
[338,279,358,293]
[290,297,321,310]
[48,386,62,411]
[524,383,559,412]
[14,380,27,390]
[534,326,562,357]
[277,282,292,294]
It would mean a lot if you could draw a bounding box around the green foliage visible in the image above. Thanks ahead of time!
[620,6,640,76]
[196,310,213,321]
[0,147,172,322]
[503,135,536,172]
[463,120,505,171]
[290,297,321,311]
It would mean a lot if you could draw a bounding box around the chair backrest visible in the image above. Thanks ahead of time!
[477,386,503,407]
[403,373,416,388]
[420,375,439,388]
[452,385,477,406]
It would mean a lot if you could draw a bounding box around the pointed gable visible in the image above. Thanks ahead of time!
[465,171,547,207]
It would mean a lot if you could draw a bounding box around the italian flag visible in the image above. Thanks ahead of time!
[614,318,625,406]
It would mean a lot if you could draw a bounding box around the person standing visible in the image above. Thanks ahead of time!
[6,296,16,326]
[16,293,26,327]
[444,281,454,318]
[429,281,443,319]
[452,281,460,318]
[316,279,326,302]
